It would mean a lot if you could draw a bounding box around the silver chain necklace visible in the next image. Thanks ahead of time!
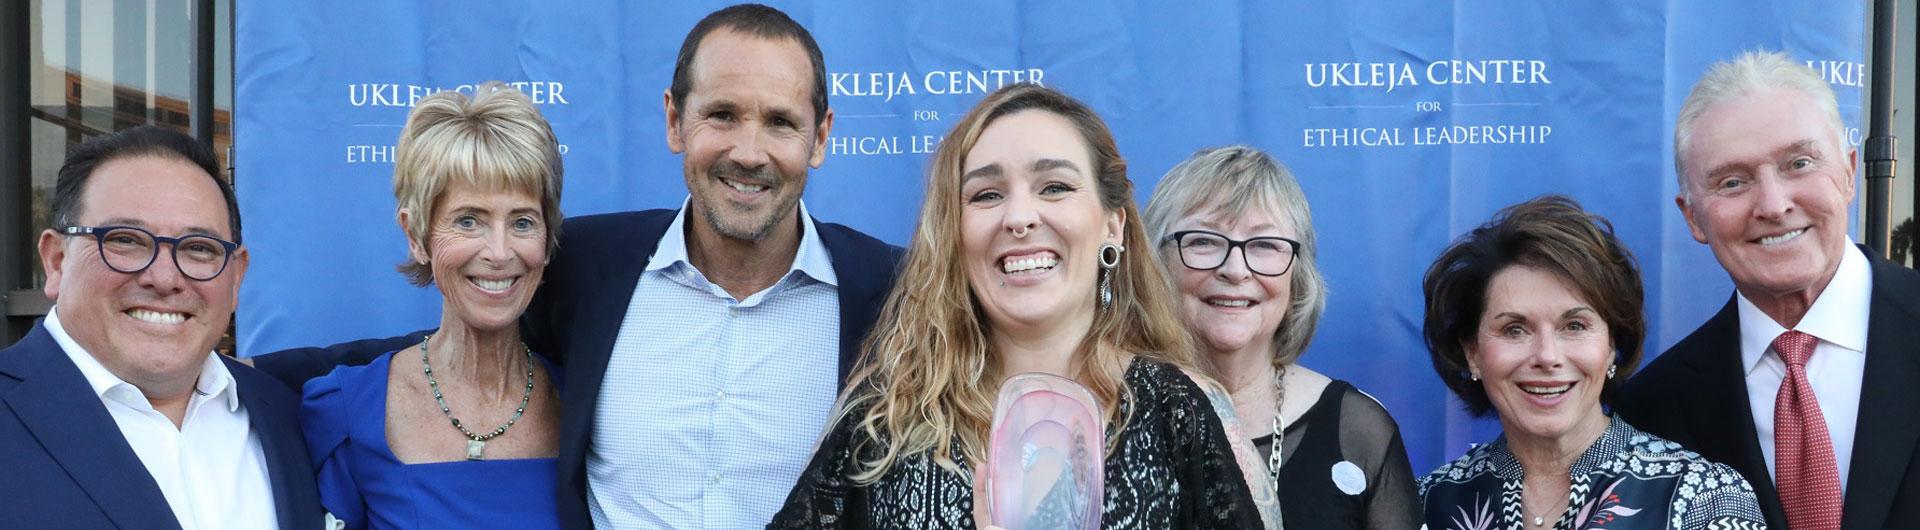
[1526,487,1557,527]
[420,334,535,461]
[1523,481,1560,527]
[1267,363,1289,489]
[1527,498,1552,527]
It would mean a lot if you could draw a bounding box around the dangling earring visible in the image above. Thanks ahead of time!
[1607,364,1617,380]
[1098,242,1124,308]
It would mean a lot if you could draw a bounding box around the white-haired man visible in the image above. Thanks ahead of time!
[1618,51,1920,530]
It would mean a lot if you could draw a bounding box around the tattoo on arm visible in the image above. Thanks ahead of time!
[1184,369,1284,530]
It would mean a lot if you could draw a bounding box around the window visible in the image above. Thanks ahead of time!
[5,0,232,343]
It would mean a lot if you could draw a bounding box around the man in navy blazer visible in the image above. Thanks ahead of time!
[1617,51,1920,530]
[256,5,902,529]
[0,126,322,529]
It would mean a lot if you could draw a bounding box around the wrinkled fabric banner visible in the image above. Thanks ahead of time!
[235,0,1865,473]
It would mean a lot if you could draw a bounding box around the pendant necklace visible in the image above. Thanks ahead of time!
[1526,488,1555,527]
[420,334,536,460]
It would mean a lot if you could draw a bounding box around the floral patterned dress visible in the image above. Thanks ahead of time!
[1418,416,1766,530]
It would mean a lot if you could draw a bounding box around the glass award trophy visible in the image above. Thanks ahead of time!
[985,372,1104,530]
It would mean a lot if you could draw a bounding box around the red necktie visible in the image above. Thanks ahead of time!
[1772,330,1844,530]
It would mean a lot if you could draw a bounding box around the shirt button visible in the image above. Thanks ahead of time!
[716,390,728,400]
[710,473,723,484]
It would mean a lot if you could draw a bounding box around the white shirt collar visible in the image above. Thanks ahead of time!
[1738,239,1873,374]
[44,307,241,412]
[645,198,839,287]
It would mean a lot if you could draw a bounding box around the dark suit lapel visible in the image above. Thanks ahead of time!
[1679,299,1789,526]
[817,220,889,387]
[229,359,314,530]
[555,210,669,489]
[559,258,648,448]
[0,326,181,530]
[1841,256,1920,530]
[245,393,303,530]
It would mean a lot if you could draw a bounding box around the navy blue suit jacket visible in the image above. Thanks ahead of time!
[256,208,904,530]
[0,322,324,530]
[1617,247,1920,530]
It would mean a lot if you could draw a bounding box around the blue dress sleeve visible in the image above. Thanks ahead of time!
[302,366,369,529]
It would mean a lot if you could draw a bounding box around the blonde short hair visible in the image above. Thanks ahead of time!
[1143,145,1327,368]
[393,82,564,285]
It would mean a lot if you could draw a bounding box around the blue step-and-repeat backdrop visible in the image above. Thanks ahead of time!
[234,1,1866,474]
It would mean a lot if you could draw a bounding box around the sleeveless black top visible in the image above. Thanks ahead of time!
[1252,379,1421,529]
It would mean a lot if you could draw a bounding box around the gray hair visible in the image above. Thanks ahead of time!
[1674,50,1848,194]
[393,81,565,286]
[1142,145,1327,367]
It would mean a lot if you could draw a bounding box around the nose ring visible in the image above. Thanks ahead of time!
[1012,226,1030,238]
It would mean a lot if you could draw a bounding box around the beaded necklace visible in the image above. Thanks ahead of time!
[419,335,535,460]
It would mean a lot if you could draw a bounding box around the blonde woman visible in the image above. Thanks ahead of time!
[299,83,565,529]
[769,84,1277,529]
[1142,146,1420,529]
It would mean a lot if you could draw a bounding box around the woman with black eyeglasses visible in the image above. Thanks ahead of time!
[1142,146,1421,529]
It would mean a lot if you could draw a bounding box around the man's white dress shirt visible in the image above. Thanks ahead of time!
[45,307,280,530]
[1739,241,1872,494]
[588,201,841,529]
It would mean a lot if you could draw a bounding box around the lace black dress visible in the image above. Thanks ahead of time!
[766,358,1265,529]
[1252,379,1422,530]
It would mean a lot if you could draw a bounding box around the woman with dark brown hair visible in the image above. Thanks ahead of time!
[1416,195,1762,530]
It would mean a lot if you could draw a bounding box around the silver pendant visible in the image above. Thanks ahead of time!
[467,439,486,460]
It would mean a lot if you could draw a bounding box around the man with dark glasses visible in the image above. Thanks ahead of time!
[0,126,323,529]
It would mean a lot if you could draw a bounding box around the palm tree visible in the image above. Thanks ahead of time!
[1894,217,1915,267]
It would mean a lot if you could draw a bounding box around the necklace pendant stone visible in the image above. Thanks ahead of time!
[1532,515,1544,526]
[466,439,486,461]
